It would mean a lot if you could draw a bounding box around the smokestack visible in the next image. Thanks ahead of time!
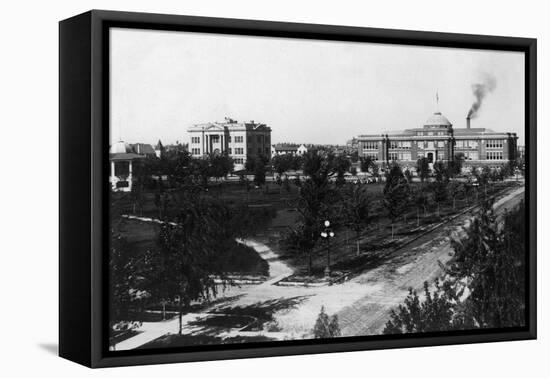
[466,116,471,129]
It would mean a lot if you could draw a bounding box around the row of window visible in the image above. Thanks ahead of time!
[190,146,270,157]
[390,141,412,149]
[417,131,448,136]
[363,141,379,150]
[388,152,412,161]
[363,152,379,160]
[363,140,445,150]
[417,141,446,149]
[486,151,503,160]
[455,140,479,148]
[367,151,504,161]
[486,139,504,149]
[362,139,502,150]
[190,134,271,145]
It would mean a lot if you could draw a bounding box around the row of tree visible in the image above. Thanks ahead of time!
[281,151,517,276]
[384,199,526,333]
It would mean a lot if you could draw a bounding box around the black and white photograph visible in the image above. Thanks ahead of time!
[107,26,528,352]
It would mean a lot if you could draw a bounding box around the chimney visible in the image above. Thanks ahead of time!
[466,116,471,129]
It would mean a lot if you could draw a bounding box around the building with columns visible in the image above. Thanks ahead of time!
[109,141,145,192]
[357,111,518,172]
[187,117,272,170]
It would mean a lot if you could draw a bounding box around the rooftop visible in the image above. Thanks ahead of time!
[424,112,452,128]
[188,117,271,132]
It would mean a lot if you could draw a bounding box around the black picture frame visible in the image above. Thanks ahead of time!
[59,9,537,368]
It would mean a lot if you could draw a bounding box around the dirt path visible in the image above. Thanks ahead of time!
[236,239,293,283]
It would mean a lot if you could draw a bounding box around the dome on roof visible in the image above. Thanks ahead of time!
[110,141,132,154]
[424,112,452,128]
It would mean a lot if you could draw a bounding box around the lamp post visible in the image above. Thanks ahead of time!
[320,220,335,278]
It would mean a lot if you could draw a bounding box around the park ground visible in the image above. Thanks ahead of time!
[113,178,525,350]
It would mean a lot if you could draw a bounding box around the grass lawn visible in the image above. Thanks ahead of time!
[120,219,269,276]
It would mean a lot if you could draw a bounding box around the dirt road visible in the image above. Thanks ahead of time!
[335,185,525,336]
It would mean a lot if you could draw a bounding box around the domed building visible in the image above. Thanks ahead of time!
[356,109,518,171]
[423,112,452,128]
[109,141,133,154]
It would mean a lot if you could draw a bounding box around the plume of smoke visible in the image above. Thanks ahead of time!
[467,73,497,119]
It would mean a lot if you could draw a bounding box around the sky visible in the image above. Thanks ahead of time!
[110,28,525,146]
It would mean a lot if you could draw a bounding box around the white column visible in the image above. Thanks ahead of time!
[128,161,133,191]
[110,161,116,190]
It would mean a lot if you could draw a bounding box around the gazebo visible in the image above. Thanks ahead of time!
[109,141,144,192]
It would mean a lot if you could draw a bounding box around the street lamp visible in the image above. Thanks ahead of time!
[321,220,335,278]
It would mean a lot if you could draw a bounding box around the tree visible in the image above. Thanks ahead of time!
[404,168,413,183]
[448,153,465,178]
[431,161,449,217]
[282,174,291,193]
[448,180,466,211]
[416,157,430,183]
[153,179,170,220]
[446,199,526,328]
[282,222,319,276]
[313,306,341,338]
[254,161,266,187]
[290,178,333,275]
[432,183,447,217]
[303,151,327,183]
[413,187,429,226]
[142,196,234,334]
[109,224,142,347]
[342,184,370,255]
[207,152,234,180]
[188,157,211,188]
[432,161,448,182]
[246,155,268,188]
[360,156,375,174]
[284,152,336,275]
[371,163,380,180]
[332,155,351,187]
[385,200,526,334]
[131,158,155,215]
[383,280,469,334]
[163,149,194,187]
[272,154,293,177]
[383,164,411,239]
